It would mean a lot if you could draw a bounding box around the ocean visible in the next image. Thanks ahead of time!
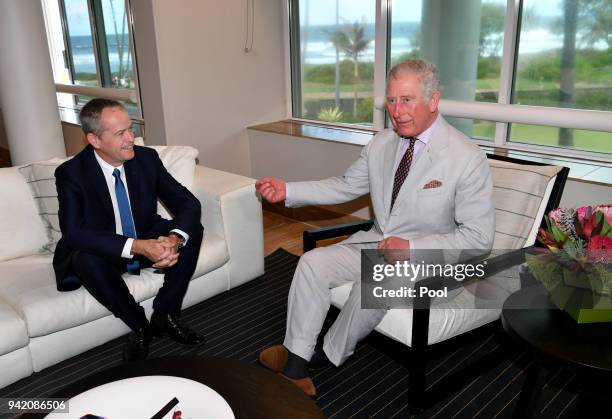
[69,22,570,73]
[70,33,132,75]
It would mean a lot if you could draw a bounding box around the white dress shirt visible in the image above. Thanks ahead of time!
[93,151,188,258]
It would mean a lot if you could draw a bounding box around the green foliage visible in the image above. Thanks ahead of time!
[518,52,561,82]
[304,60,374,85]
[479,2,505,57]
[74,72,98,81]
[356,97,373,122]
[477,57,501,79]
[317,106,344,122]
[578,0,612,48]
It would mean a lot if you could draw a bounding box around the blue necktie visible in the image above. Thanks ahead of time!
[112,168,140,274]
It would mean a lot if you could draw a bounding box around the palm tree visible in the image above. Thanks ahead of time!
[330,21,371,118]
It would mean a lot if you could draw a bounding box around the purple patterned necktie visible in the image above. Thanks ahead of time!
[390,137,417,210]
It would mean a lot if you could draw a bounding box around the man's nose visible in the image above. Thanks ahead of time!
[390,102,401,117]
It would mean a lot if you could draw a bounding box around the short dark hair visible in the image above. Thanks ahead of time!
[79,98,126,137]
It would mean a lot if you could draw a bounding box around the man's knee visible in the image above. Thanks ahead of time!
[297,247,329,271]
[72,250,107,273]
[182,223,203,250]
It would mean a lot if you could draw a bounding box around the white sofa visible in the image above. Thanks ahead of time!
[0,161,264,390]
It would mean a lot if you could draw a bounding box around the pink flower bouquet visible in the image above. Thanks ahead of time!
[528,205,612,323]
[537,204,612,264]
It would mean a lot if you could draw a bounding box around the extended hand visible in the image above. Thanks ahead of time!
[255,177,287,203]
[377,236,410,263]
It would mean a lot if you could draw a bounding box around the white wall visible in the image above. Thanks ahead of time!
[143,0,286,176]
[249,130,611,215]
[249,130,373,218]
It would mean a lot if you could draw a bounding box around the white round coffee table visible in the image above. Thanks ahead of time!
[46,375,234,418]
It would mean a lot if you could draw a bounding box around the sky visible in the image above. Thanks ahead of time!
[65,0,569,36]
[300,0,565,25]
[64,0,125,36]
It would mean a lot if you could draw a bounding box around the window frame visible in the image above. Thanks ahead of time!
[284,0,612,163]
[46,0,142,119]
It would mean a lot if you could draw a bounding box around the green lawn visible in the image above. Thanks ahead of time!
[473,121,612,153]
[303,82,373,99]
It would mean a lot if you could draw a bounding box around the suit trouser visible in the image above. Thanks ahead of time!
[70,227,203,331]
[283,243,387,367]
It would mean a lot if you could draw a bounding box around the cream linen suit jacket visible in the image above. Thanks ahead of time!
[287,117,495,251]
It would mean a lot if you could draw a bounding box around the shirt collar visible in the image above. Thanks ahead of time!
[402,114,440,145]
[93,150,124,178]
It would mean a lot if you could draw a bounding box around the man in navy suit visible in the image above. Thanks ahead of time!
[53,98,205,362]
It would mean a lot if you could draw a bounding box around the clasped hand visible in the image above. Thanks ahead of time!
[131,235,181,268]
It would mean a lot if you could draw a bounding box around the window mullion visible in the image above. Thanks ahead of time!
[495,0,521,146]
[57,1,76,88]
[373,0,390,131]
[85,0,103,87]
[91,0,112,87]
[124,0,142,118]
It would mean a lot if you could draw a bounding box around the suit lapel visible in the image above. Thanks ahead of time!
[84,146,114,219]
[382,134,403,216]
[390,117,450,215]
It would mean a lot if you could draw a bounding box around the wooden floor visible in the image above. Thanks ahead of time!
[262,209,360,256]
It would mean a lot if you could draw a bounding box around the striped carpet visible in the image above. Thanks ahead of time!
[1,249,588,418]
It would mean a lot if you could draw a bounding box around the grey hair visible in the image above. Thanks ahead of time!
[387,59,440,101]
[79,98,126,137]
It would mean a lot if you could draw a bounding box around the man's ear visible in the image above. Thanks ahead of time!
[429,90,441,113]
[86,132,99,149]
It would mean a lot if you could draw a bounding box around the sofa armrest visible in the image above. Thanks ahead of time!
[191,165,264,287]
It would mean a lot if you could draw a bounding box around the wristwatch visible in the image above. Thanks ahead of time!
[169,232,186,249]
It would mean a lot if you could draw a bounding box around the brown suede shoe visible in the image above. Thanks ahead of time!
[278,373,316,398]
[259,345,288,372]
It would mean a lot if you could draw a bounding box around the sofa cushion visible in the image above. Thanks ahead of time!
[0,234,228,337]
[18,158,69,253]
[193,232,229,278]
[0,298,29,355]
[0,167,49,261]
[134,138,199,219]
[489,160,562,249]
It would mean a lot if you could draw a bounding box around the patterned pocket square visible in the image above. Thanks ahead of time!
[423,180,442,189]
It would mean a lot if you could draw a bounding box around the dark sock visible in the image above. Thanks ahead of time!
[283,351,310,379]
[310,343,331,369]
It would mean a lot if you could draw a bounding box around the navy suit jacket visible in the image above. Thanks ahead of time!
[53,145,202,291]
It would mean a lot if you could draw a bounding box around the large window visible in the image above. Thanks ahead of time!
[288,0,612,158]
[43,0,140,119]
[290,0,377,126]
[510,0,612,153]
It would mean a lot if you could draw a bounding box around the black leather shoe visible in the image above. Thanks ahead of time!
[151,312,205,345]
[122,326,151,363]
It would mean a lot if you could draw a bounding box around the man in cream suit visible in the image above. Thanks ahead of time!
[255,59,495,397]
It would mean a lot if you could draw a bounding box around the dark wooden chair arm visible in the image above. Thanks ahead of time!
[303,220,374,252]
